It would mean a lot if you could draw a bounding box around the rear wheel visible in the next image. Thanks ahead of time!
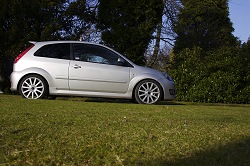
[19,75,48,99]
[134,80,162,104]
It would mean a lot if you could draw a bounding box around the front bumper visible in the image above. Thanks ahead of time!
[161,79,176,101]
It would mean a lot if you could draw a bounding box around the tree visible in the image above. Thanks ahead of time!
[147,0,181,68]
[97,0,164,65]
[168,0,249,103]
[66,0,98,40]
[235,41,250,103]
[173,0,236,54]
[0,0,94,92]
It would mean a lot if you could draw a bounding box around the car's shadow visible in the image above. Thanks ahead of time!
[57,97,184,105]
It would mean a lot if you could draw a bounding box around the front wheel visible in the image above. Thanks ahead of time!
[134,80,162,104]
[19,75,48,99]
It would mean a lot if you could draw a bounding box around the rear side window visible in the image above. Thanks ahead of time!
[34,43,70,60]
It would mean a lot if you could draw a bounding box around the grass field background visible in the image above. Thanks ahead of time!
[0,94,249,165]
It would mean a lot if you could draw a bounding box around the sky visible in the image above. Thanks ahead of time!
[229,0,250,43]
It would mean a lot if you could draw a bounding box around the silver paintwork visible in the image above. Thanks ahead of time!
[10,41,175,103]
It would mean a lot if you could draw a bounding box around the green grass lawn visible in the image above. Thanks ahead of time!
[0,94,249,165]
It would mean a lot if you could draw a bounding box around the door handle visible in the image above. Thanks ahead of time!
[72,64,81,69]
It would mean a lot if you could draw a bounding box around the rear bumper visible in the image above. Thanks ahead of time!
[10,72,22,91]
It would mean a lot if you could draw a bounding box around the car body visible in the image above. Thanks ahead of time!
[10,41,175,104]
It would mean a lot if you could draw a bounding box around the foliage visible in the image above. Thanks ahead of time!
[0,0,94,91]
[147,0,181,68]
[0,0,248,104]
[1,95,250,165]
[169,46,205,101]
[170,45,250,103]
[146,45,173,71]
[97,0,164,65]
[169,0,249,103]
[235,40,250,103]
[173,0,236,54]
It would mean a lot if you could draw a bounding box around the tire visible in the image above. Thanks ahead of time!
[19,74,48,99]
[134,79,162,104]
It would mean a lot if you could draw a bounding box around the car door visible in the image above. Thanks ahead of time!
[69,43,131,93]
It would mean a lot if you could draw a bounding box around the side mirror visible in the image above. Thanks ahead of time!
[117,58,125,66]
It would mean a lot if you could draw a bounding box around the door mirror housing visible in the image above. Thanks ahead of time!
[117,58,125,66]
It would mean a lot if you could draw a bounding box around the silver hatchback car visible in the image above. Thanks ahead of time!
[10,41,175,104]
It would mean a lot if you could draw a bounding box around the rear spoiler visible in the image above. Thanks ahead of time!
[29,41,37,44]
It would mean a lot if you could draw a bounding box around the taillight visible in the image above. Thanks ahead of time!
[14,44,34,63]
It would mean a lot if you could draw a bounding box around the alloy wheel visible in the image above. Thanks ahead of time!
[20,76,45,99]
[136,80,161,104]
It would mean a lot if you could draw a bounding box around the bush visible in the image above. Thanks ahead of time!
[170,45,249,103]
[169,47,204,101]
[187,71,240,103]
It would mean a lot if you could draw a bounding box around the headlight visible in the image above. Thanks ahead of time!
[162,72,173,81]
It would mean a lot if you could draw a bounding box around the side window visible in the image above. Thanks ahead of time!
[34,43,70,60]
[73,44,121,65]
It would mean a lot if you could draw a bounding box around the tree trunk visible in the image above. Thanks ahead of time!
[149,17,162,68]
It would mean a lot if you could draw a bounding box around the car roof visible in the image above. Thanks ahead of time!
[29,40,104,45]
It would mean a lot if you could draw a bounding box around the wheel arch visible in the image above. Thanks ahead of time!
[131,78,165,101]
[17,68,54,95]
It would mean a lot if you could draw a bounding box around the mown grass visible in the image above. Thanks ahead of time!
[0,94,249,165]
